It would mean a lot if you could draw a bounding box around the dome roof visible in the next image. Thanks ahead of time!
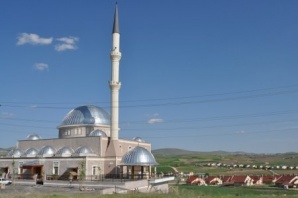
[132,137,145,143]
[74,146,93,155]
[23,148,38,157]
[56,147,73,156]
[7,149,22,157]
[88,129,107,137]
[59,105,110,127]
[26,133,42,140]
[38,146,55,156]
[120,146,158,166]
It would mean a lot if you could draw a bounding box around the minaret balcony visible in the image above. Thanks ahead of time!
[109,81,121,90]
[110,51,122,61]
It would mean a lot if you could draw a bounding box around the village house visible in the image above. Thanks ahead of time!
[186,176,206,186]
[205,176,223,185]
[275,175,298,188]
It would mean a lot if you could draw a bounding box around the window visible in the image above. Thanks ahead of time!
[53,161,59,175]
[92,166,97,175]
[18,162,23,174]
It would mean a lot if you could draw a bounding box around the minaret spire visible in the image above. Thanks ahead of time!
[109,3,122,141]
[112,3,120,34]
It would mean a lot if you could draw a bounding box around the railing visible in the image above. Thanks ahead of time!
[13,173,156,182]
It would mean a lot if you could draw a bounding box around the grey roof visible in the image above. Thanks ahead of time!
[59,105,110,127]
[56,146,73,156]
[38,146,55,156]
[26,133,42,140]
[75,146,93,155]
[7,149,22,157]
[132,137,145,143]
[88,129,107,137]
[23,148,38,157]
[120,146,158,166]
[112,3,120,33]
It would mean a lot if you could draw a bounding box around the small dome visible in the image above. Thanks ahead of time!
[74,146,93,156]
[7,149,22,158]
[38,146,55,157]
[88,129,107,137]
[23,148,38,157]
[120,146,158,166]
[132,137,145,143]
[56,147,73,157]
[26,133,42,140]
[59,105,110,127]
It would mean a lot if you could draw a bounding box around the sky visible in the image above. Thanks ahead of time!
[1,0,298,153]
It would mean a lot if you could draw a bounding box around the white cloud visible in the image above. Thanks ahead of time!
[34,63,49,71]
[55,36,79,51]
[0,112,15,118]
[148,118,164,124]
[17,33,53,45]
[236,130,247,135]
[31,105,38,108]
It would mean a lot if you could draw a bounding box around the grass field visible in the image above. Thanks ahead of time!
[3,185,298,198]
[154,152,298,176]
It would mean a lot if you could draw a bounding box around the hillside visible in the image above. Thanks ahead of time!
[152,148,254,156]
[0,147,13,156]
[152,148,200,156]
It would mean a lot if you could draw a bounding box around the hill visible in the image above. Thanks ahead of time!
[152,148,200,156]
[152,148,254,156]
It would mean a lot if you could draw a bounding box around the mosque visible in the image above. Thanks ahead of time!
[0,4,159,182]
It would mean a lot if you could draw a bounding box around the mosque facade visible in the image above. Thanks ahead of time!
[0,4,158,181]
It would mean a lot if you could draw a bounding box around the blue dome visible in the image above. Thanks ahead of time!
[75,146,93,155]
[88,129,107,137]
[56,147,73,156]
[132,137,145,143]
[26,133,42,140]
[7,149,23,158]
[120,146,158,166]
[59,105,110,127]
[38,146,55,156]
[23,148,38,157]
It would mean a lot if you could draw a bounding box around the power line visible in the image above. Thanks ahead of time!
[2,108,298,126]
[135,126,298,139]
[122,118,298,131]
[1,84,298,109]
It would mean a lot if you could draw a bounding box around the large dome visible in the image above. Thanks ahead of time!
[59,105,110,127]
[120,146,158,166]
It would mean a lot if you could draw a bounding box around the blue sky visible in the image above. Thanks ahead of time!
[1,0,298,153]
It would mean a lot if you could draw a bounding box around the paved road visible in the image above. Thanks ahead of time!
[0,179,126,197]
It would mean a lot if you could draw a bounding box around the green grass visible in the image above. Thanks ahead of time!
[3,185,298,198]
[154,153,298,176]
[177,185,298,197]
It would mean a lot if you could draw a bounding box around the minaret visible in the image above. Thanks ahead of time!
[109,3,121,140]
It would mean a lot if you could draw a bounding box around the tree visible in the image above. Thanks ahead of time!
[78,160,86,182]
[11,159,16,186]
[97,165,101,181]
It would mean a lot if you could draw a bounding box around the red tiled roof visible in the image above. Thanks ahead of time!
[186,176,198,184]
[275,175,297,185]
[221,176,232,183]
[230,176,248,183]
[262,176,275,184]
[205,176,216,183]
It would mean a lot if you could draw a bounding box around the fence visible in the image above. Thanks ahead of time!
[13,173,151,182]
